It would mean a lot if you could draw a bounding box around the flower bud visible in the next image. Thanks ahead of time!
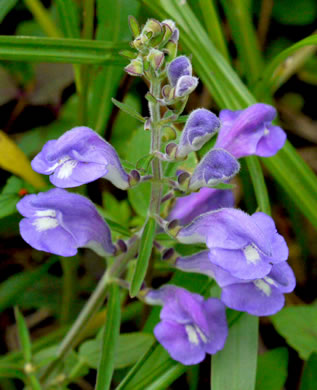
[162,125,177,142]
[142,19,162,38]
[175,76,198,98]
[175,109,220,158]
[124,57,144,77]
[167,56,192,87]
[165,142,177,159]
[189,148,240,191]
[147,48,165,71]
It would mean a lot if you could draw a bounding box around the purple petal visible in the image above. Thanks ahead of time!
[202,298,228,354]
[167,56,192,87]
[176,109,220,158]
[251,212,288,263]
[17,188,115,256]
[208,247,272,280]
[175,76,198,98]
[221,281,285,316]
[154,320,206,365]
[189,149,240,191]
[169,187,234,225]
[216,104,286,158]
[31,126,129,189]
[175,250,216,278]
[267,262,296,293]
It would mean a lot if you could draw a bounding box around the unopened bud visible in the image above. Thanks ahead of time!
[142,19,162,38]
[124,57,144,76]
[167,56,192,87]
[165,41,178,62]
[177,171,191,188]
[162,85,173,101]
[162,248,178,263]
[147,48,165,71]
[144,117,152,131]
[167,219,181,237]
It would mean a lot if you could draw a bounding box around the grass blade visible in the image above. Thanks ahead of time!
[130,217,156,298]
[95,284,121,390]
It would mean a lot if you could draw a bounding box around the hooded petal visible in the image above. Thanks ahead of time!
[169,187,234,226]
[216,104,286,158]
[31,126,129,189]
[17,188,115,256]
[176,109,220,158]
[175,75,198,98]
[167,55,192,87]
[189,149,240,191]
[175,250,216,278]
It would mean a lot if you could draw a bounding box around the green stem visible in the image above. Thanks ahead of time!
[149,79,163,216]
[40,239,138,385]
[78,0,95,124]
[60,257,77,325]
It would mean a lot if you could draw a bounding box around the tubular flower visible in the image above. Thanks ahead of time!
[17,188,116,257]
[31,126,130,189]
[176,209,288,280]
[215,103,286,158]
[145,285,228,365]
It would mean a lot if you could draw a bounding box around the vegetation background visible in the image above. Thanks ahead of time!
[0,0,316,389]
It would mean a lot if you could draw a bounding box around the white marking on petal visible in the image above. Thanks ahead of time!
[264,128,270,136]
[35,209,56,217]
[264,276,277,286]
[243,245,260,264]
[195,325,208,343]
[254,279,271,296]
[57,159,78,179]
[45,155,71,173]
[185,325,199,345]
[33,217,59,232]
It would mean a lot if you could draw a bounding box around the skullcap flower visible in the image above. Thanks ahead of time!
[17,188,115,257]
[215,103,286,158]
[145,285,228,365]
[175,108,220,159]
[176,209,288,280]
[167,56,192,87]
[31,126,130,189]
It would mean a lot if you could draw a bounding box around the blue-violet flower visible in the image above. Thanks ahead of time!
[17,188,116,257]
[31,126,130,189]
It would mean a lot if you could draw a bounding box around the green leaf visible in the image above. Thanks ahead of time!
[136,154,155,173]
[128,182,151,218]
[0,0,17,23]
[300,353,317,390]
[14,308,32,363]
[0,36,126,64]
[255,348,288,390]
[95,284,121,390]
[211,314,258,390]
[55,0,80,38]
[272,0,317,25]
[112,98,146,123]
[0,365,25,380]
[89,0,139,134]
[130,217,156,297]
[79,332,154,370]
[271,306,317,360]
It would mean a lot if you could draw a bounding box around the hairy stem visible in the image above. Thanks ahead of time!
[149,79,163,216]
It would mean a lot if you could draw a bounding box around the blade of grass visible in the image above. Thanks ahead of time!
[0,0,18,23]
[95,284,121,390]
[0,36,126,64]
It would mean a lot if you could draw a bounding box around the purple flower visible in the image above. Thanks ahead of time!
[145,285,228,365]
[174,251,295,316]
[175,76,198,98]
[189,149,240,191]
[167,56,192,87]
[169,188,234,225]
[31,126,130,189]
[215,103,286,159]
[175,109,220,159]
[17,188,115,257]
[176,210,288,280]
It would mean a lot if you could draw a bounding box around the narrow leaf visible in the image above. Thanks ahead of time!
[255,348,288,390]
[300,353,317,390]
[112,98,146,123]
[136,154,155,172]
[14,307,32,363]
[0,0,18,23]
[130,217,156,297]
[0,36,126,64]
[211,314,258,390]
[95,284,121,390]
